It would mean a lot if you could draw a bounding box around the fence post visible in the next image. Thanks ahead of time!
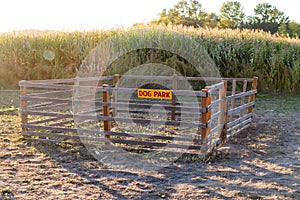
[247,77,258,114]
[20,81,28,132]
[102,84,111,133]
[220,80,227,143]
[201,88,211,139]
[112,74,120,117]
[171,74,178,121]
[113,74,120,87]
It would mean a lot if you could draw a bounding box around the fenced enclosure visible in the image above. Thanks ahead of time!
[19,75,258,156]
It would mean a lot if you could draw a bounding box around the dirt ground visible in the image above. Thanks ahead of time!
[0,94,299,199]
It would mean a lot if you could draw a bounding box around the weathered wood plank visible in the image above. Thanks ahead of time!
[20,110,73,119]
[29,103,70,111]
[23,131,79,139]
[28,89,73,97]
[226,124,251,140]
[111,101,206,113]
[227,113,253,128]
[21,78,75,84]
[206,82,224,93]
[227,118,252,134]
[240,80,248,117]
[49,120,74,127]
[120,146,201,155]
[115,109,201,117]
[184,77,254,82]
[77,76,113,82]
[24,137,80,144]
[230,80,236,122]
[108,138,202,150]
[22,124,77,133]
[28,116,63,125]
[21,96,72,103]
[226,89,257,101]
[19,82,74,90]
[227,101,255,115]
[101,116,206,128]
[210,125,223,134]
[211,111,222,121]
[121,75,174,80]
[211,99,222,107]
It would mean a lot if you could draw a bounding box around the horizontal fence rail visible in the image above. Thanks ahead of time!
[19,75,258,156]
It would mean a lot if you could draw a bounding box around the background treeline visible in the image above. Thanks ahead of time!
[149,0,300,38]
[0,26,299,93]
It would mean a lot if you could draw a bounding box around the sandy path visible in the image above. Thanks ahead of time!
[0,108,299,199]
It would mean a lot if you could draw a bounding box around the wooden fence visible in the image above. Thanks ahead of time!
[19,75,257,155]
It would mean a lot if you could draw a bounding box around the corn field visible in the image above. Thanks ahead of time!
[0,25,299,93]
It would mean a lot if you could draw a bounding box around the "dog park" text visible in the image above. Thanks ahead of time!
[138,89,172,100]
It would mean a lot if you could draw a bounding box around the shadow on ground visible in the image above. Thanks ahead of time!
[25,109,300,199]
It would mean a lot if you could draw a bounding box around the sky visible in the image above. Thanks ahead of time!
[1,0,299,33]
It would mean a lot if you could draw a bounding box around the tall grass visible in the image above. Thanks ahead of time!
[0,30,112,88]
[0,25,299,93]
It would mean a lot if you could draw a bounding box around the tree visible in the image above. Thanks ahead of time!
[203,13,220,28]
[243,3,289,34]
[174,0,202,19]
[154,0,206,27]
[253,3,288,24]
[289,21,300,38]
[156,8,179,25]
[219,1,245,29]
[278,21,300,38]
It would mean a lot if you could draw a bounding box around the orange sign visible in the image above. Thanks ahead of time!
[138,89,172,100]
